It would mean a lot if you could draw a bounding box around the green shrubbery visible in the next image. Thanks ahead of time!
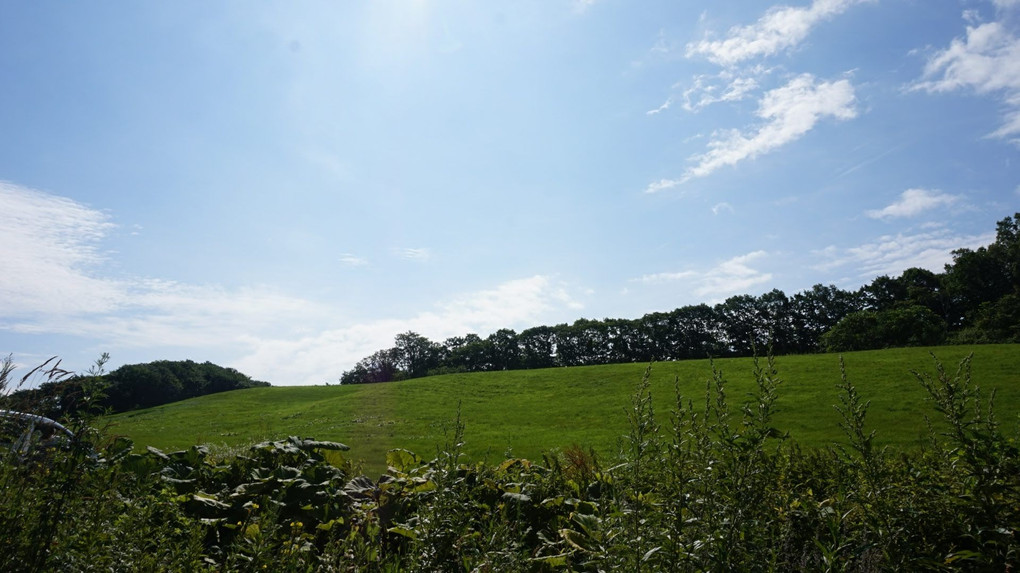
[820,305,948,352]
[2,354,1018,571]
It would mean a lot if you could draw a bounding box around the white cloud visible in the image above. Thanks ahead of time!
[0,181,324,350]
[681,74,760,112]
[643,178,682,194]
[395,247,432,261]
[648,72,763,117]
[5,279,324,352]
[339,253,368,267]
[648,1,866,187]
[233,275,584,385]
[680,74,856,182]
[813,227,995,277]
[634,251,773,301]
[712,202,734,215]
[993,0,1020,10]
[0,183,588,386]
[866,188,962,220]
[912,21,1020,142]
[572,0,597,14]
[646,98,673,115]
[636,270,698,284]
[686,0,872,66]
[0,182,121,317]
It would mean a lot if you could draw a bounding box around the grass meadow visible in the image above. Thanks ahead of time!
[107,345,1020,475]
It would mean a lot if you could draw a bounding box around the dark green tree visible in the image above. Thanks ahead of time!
[972,294,1020,342]
[790,284,863,352]
[517,326,557,369]
[861,275,909,312]
[393,331,441,379]
[821,305,946,352]
[485,329,520,371]
[340,348,401,384]
[820,311,882,352]
[943,213,1020,326]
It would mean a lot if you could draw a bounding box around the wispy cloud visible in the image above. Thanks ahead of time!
[712,202,734,215]
[8,283,325,353]
[648,72,761,116]
[634,270,697,285]
[682,73,761,112]
[0,181,324,349]
[646,98,673,116]
[645,1,868,189]
[0,183,592,385]
[0,183,591,385]
[686,0,873,66]
[643,178,683,194]
[339,253,368,267]
[911,19,1020,143]
[0,182,120,317]
[634,250,773,301]
[676,74,856,184]
[866,188,962,220]
[233,275,584,385]
[572,0,597,14]
[395,247,432,261]
[813,227,994,277]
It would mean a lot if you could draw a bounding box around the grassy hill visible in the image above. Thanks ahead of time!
[106,345,1020,475]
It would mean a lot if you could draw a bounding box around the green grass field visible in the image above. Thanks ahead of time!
[106,345,1020,475]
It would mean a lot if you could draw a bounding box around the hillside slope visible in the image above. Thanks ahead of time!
[107,345,1020,474]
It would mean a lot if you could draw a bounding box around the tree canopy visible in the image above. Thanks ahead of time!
[340,213,1020,383]
[2,359,269,419]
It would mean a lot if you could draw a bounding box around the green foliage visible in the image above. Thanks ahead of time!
[821,305,947,352]
[4,352,1020,569]
[972,293,1020,342]
[1,358,268,419]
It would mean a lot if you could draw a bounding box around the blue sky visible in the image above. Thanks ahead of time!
[2,0,1018,385]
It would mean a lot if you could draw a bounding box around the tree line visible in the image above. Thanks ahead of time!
[341,213,1020,384]
[1,358,270,419]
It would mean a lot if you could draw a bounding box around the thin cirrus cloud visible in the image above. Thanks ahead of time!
[813,227,995,278]
[647,73,760,116]
[395,247,432,261]
[682,74,760,112]
[866,188,962,220]
[0,182,324,349]
[712,202,734,215]
[911,17,1020,144]
[666,74,857,186]
[686,0,873,66]
[10,283,324,352]
[644,178,683,194]
[646,97,673,116]
[634,250,773,301]
[339,253,368,267]
[0,181,121,317]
